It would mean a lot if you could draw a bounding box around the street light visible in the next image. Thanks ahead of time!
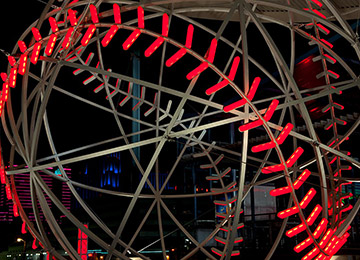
[16,238,26,260]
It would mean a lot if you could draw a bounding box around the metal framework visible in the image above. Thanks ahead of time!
[0,0,360,259]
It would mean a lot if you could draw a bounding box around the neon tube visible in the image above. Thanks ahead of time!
[45,34,57,56]
[137,6,144,28]
[165,48,187,67]
[62,27,74,49]
[123,29,141,50]
[49,17,59,32]
[8,56,16,66]
[31,27,42,41]
[276,123,293,144]
[206,38,217,63]
[299,188,316,209]
[293,169,311,189]
[18,41,27,53]
[270,186,290,197]
[9,67,17,88]
[145,37,164,57]
[186,62,208,80]
[294,237,313,253]
[81,25,96,46]
[185,24,194,48]
[68,9,77,26]
[101,25,118,47]
[277,206,299,219]
[313,218,328,239]
[31,42,42,64]
[90,4,99,23]
[113,4,121,24]
[162,13,169,37]
[18,54,28,75]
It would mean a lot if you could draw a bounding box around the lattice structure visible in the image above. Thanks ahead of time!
[0,1,359,260]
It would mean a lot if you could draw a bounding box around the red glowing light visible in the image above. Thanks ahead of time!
[263,99,279,121]
[8,56,16,66]
[307,205,322,225]
[49,17,59,32]
[277,206,299,219]
[319,229,334,248]
[18,41,27,53]
[13,203,19,217]
[2,83,9,102]
[313,9,326,19]
[6,184,12,200]
[166,48,187,67]
[251,141,276,153]
[45,34,57,56]
[137,6,144,28]
[145,37,164,57]
[299,188,316,209]
[294,237,313,253]
[206,38,217,63]
[186,62,208,80]
[31,42,42,64]
[313,218,328,239]
[9,67,18,88]
[31,27,42,41]
[328,70,340,79]
[277,123,293,144]
[286,223,305,238]
[101,25,118,47]
[223,77,260,112]
[113,4,121,24]
[321,38,333,48]
[62,27,74,49]
[239,119,263,132]
[262,147,304,174]
[206,80,229,95]
[21,221,27,234]
[162,13,169,37]
[68,9,78,26]
[185,24,194,48]
[90,4,99,23]
[18,54,28,75]
[317,23,330,35]
[32,238,38,249]
[123,29,141,50]
[81,25,96,46]
[270,186,291,197]
[311,0,323,7]
[0,168,5,184]
[302,247,319,260]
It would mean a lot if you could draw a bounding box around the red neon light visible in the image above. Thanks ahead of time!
[21,221,27,234]
[62,27,74,49]
[286,147,304,167]
[81,25,96,46]
[18,54,28,75]
[0,168,5,184]
[313,218,328,239]
[206,38,217,63]
[307,204,322,225]
[223,77,260,112]
[18,41,27,53]
[162,13,169,37]
[239,119,263,132]
[1,83,9,102]
[6,184,12,199]
[320,38,333,48]
[319,229,334,248]
[286,223,305,238]
[123,29,141,50]
[113,4,121,24]
[145,37,164,57]
[206,80,229,95]
[49,17,59,32]
[263,99,279,121]
[1,73,7,82]
[317,23,330,35]
[313,9,326,19]
[186,62,208,80]
[8,56,16,66]
[270,186,290,197]
[262,147,304,174]
[90,4,99,24]
[101,25,118,47]
[45,34,57,56]
[68,9,78,26]
[299,188,316,209]
[294,237,313,253]
[277,123,293,144]
[328,70,340,79]
[165,48,187,67]
[31,27,42,41]
[302,247,319,260]
[13,203,19,217]
[32,238,37,249]
[185,24,194,48]
[228,56,240,80]
[9,67,17,88]
[31,42,42,64]
[277,206,299,219]
[137,6,144,28]
[311,0,323,7]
